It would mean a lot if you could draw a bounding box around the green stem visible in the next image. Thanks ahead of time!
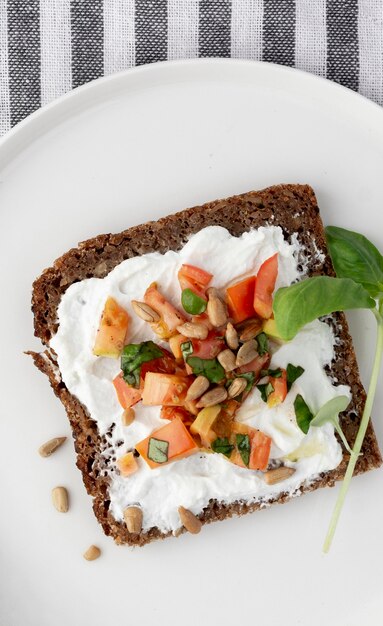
[323,311,383,553]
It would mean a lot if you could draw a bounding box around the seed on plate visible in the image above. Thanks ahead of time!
[217,349,236,372]
[38,436,67,458]
[176,322,208,340]
[186,376,210,401]
[124,506,143,534]
[121,407,135,427]
[236,339,258,367]
[131,300,160,323]
[207,292,228,327]
[263,466,296,485]
[178,506,202,534]
[228,377,247,398]
[196,386,228,408]
[83,545,101,561]
[52,486,69,513]
[239,318,263,342]
[225,322,239,350]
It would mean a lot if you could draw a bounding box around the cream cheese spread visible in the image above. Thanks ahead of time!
[50,226,348,533]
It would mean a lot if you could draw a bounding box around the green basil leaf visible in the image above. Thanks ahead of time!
[211,437,234,458]
[121,341,164,388]
[147,437,169,463]
[310,395,353,454]
[273,276,375,341]
[186,356,225,383]
[257,382,274,403]
[267,368,283,378]
[238,371,256,393]
[256,332,269,355]
[236,434,250,467]
[326,226,383,297]
[286,364,305,391]
[294,394,314,434]
[181,341,193,360]
[181,289,207,315]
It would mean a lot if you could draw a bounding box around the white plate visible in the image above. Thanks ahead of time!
[1,59,383,626]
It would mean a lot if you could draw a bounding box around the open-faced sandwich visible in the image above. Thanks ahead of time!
[30,184,382,546]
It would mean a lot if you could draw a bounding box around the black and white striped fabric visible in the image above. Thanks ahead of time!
[1,0,382,137]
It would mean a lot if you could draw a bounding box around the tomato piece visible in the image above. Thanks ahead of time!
[113,373,142,408]
[237,352,270,379]
[190,406,221,447]
[267,369,288,407]
[93,297,129,358]
[249,431,272,471]
[178,264,213,299]
[139,352,176,383]
[191,329,226,359]
[169,334,187,361]
[136,418,199,469]
[253,254,278,319]
[160,406,194,428]
[141,373,191,406]
[117,451,139,477]
[213,400,240,437]
[226,276,256,323]
[144,283,186,337]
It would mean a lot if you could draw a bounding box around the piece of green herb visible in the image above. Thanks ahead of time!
[294,394,314,434]
[121,341,164,388]
[326,226,383,298]
[267,368,283,378]
[256,332,269,355]
[273,225,383,553]
[147,437,169,464]
[181,341,193,360]
[310,395,352,454]
[238,371,256,394]
[257,382,274,403]
[236,434,250,467]
[186,356,225,383]
[211,437,234,458]
[286,364,305,391]
[181,289,207,315]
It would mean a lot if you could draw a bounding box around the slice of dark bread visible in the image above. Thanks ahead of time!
[30,184,382,546]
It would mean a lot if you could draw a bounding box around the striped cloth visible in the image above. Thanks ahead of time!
[1,0,383,137]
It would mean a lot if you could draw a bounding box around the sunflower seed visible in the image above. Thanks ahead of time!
[196,386,228,408]
[38,436,67,457]
[131,300,160,323]
[239,318,263,342]
[121,407,135,427]
[83,545,101,561]
[124,506,143,534]
[228,377,247,398]
[236,339,258,367]
[178,506,202,534]
[186,376,210,401]
[263,466,296,485]
[52,486,69,513]
[225,322,239,350]
[217,349,236,372]
[176,322,208,340]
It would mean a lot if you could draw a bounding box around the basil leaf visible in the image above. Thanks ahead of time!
[286,364,304,391]
[273,276,375,341]
[294,394,314,434]
[310,395,353,454]
[211,437,234,457]
[256,332,269,355]
[121,341,164,388]
[257,382,274,402]
[238,371,256,393]
[236,434,250,467]
[187,356,225,383]
[326,226,383,298]
[148,437,169,463]
[181,341,193,360]
[267,368,283,378]
[181,289,207,315]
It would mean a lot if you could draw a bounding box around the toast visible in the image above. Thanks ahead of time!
[30,184,382,546]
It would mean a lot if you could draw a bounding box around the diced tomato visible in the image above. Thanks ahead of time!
[237,352,271,379]
[160,406,194,429]
[117,451,139,477]
[249,431,272,471]
[253,254,278,320]
[141,373,191,406]
[93,297,129,358]
[226,276,256,323]
[213,400,240,437]
[144,283,186,337]
[190,406,221,445]
[139,351,176,384]
[136,418,199,469]
[113,373,142,408]
[178,264,213,299]
[267,369,287,407]
[191,329,226,359]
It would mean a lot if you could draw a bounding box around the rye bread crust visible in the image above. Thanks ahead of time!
[30,184,382,546]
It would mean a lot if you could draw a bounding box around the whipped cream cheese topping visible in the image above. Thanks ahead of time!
[50,226,348,533]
